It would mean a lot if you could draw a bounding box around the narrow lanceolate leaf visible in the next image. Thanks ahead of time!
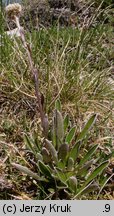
[78,161,109,194]
[38,160,52,179]
[55,168,67,183]
[45,139,58,164]
[63,114,69,133]
[77,160,94,176]
[41,147,51,163]
[42,114,49,138]
[55,99,61,111]
[68,176,77,193]
[52,109,64,148]
[24,134,35,154]
[84,161,109,186]
[11,163,47,182]
[79,144,98,166]
[56,182,68,189]
[76,114,97,142]
[33,131,40,151]
[36,153,43,161]
[104,150,114,160]
[56,109,64,145]
[65,126,76,145]
[57,160,65,169]
[67,157,74,171]
[69,142,80,161]
[74,161,109,198]
[80,183,99,195]
[58,144,69,161]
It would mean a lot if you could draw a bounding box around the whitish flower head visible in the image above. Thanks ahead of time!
[5,3,22,19]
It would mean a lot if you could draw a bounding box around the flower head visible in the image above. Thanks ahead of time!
[5,3,22,19]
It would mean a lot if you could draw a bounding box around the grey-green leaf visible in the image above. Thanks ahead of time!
[44,139,58,164]
[79,161,109,193]
[69,141,80,161]
[52,109,64,148]
[58,144,69,161]
[68,176,77,193]
[76,114,97,142]
[64,114,69,133]
[55,99,61,111]
[85,161,109,186]
[33,131,40,151]
[36,153,43,161]
[55,169,67,183]
[75,161,109,198]
[67,157,74,171]
[65,126,76,144]
[24,134,35,154]
[38,160,52,179]
[79,144,98,166]
[41,147,51,163]
[104,150,114,160]
[80,182,99,196]
[12,163,47,182]
[77,159,94,176]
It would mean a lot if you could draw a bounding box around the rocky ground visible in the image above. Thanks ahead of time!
[23,0,88,28]
[5,0,113,31]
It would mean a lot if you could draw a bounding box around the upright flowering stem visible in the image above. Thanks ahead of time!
[5,4,48,137]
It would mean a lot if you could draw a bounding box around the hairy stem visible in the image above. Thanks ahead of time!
[14,15,47,136]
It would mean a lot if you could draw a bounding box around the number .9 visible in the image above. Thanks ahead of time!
[105,204,110,212]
